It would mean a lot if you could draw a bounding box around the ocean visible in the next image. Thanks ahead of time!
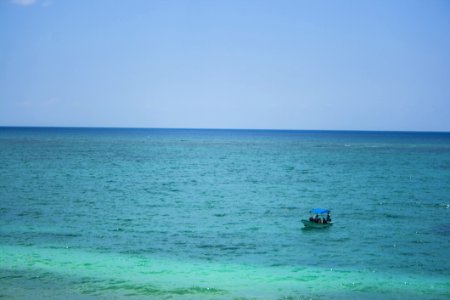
[0,127,449,299]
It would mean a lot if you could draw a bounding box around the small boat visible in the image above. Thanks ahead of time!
[301,208,332,228]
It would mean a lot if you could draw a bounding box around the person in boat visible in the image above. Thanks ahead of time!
[322,217,327,224]
[326,213,331,222]
[314,214,320,223]
[309,216,314,222]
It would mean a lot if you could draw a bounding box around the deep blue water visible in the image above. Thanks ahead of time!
[0,127,449,299]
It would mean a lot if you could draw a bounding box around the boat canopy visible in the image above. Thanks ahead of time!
[310,208,330,214]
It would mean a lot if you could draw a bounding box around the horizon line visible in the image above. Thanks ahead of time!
[0,125,449,134]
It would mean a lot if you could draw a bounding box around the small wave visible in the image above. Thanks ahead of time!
[434,224,450,236]
[171,286,226,295]
[280,206,299,210]
[87,281,228,297]
[16,210,42,217]
[3,231,82,241]
[384,213,406,219]
[407,202,450,209]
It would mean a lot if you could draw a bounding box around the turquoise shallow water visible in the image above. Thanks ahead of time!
[0,127,449,299]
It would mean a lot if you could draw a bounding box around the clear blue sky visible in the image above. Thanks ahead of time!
[1,0,449,131]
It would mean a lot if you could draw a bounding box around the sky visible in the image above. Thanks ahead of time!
[0,0,449,131]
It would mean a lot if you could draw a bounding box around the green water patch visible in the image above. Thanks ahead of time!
[0,245,448,299]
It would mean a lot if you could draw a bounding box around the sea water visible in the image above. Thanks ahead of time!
[0,127,449,299]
